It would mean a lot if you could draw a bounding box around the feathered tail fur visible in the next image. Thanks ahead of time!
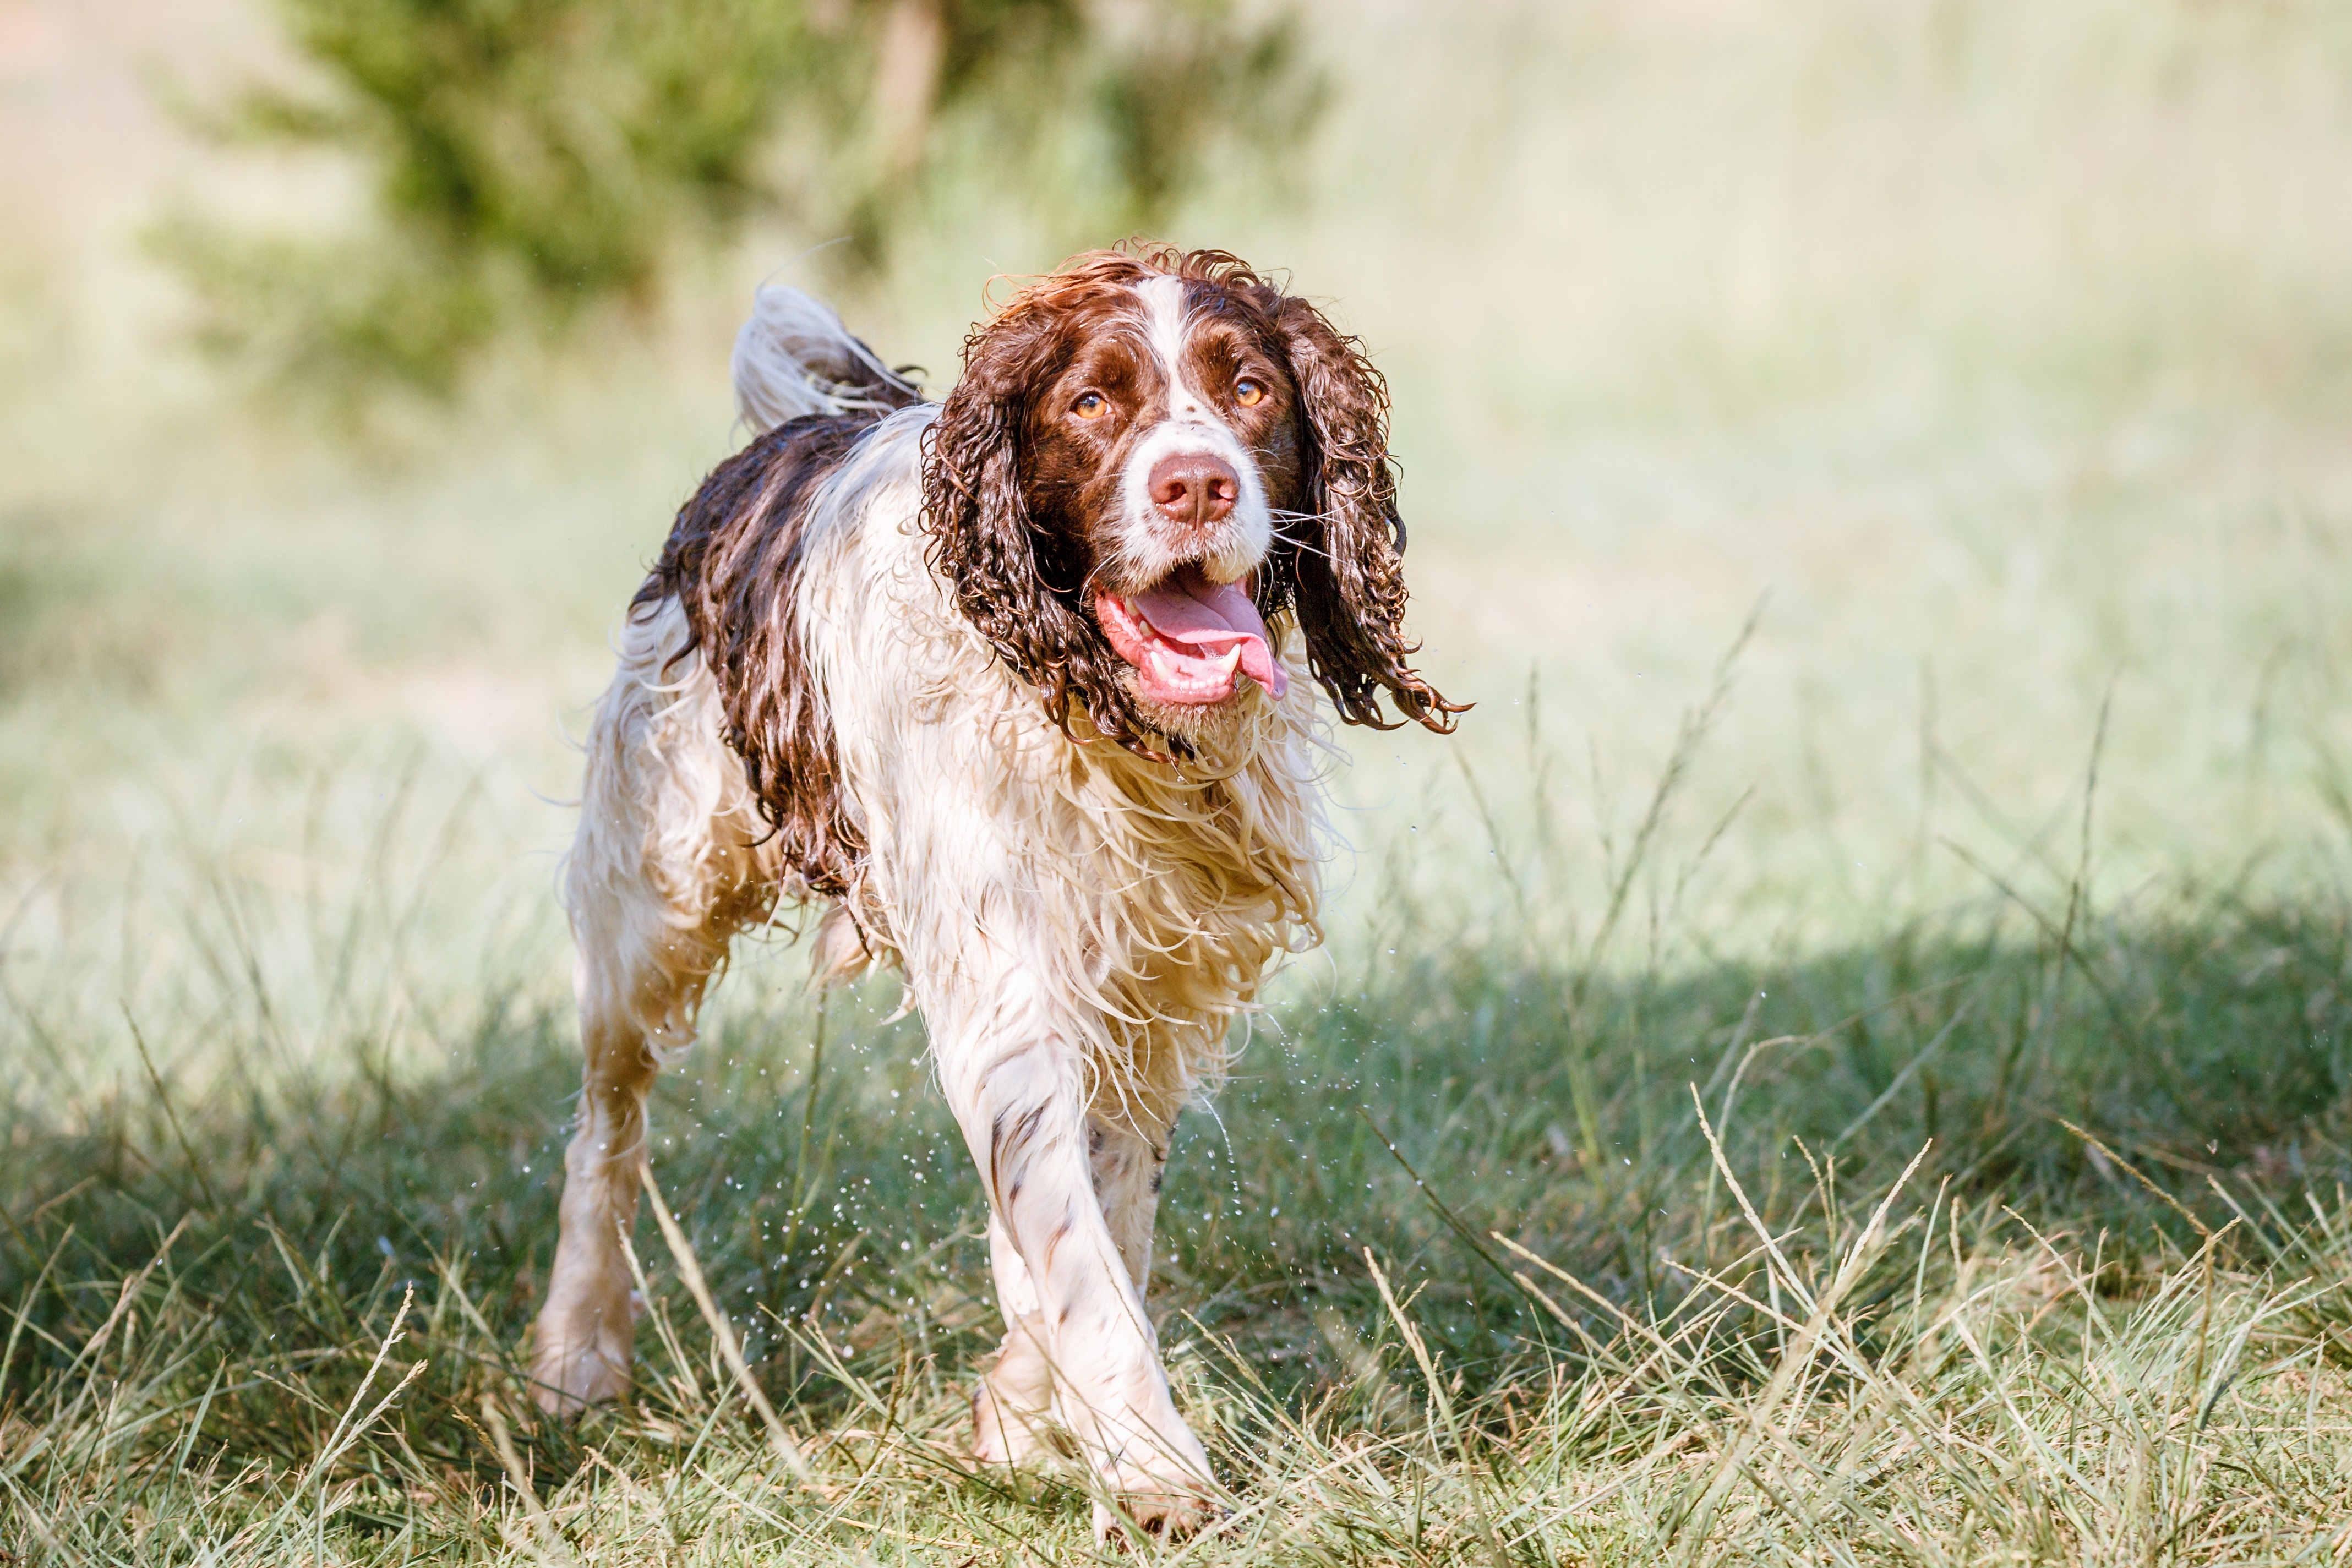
[730,283,923,432]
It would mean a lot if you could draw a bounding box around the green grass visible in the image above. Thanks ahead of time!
[12,0,2352,1560]
[8,811,2352,1560]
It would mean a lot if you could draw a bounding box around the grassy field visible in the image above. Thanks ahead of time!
[9,0,2352,1560]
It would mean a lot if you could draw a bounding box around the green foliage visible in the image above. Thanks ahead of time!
[154,0,1317,398]
[150,216,500,398]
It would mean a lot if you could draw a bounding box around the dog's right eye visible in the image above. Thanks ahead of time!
[1072,391,1109,420]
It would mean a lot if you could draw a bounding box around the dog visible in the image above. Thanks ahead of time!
[531,243,1460,1537]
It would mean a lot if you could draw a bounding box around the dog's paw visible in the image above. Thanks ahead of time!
[528,1297,635,1414]
[968,1375,1057,1468]
[528,1338,630,1414]
[1090,1483,1218,1545]
[1088,1447,1220,1544]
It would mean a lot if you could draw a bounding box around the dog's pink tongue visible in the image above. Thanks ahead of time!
[1129,577,1289,702]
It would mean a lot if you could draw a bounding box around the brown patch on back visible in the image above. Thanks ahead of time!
[634,413,875,898]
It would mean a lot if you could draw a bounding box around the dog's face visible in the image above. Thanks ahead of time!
[1025,275,1295,600]
[1019,275,1306,722]
[923,247,1461,756]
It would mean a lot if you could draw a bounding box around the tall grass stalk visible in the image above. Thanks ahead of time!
[7,742,2352,1560]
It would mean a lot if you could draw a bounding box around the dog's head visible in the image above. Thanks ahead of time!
[921,245,1464,756]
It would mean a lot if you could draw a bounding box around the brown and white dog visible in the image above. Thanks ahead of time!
[532,245,1459,1536]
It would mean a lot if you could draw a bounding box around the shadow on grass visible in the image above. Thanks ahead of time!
[4,872,2350,1521]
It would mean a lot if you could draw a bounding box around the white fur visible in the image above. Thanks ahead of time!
[535,598,781,1411]
[732,283,914,431]
[536,298,1328,1539]
[1139,276,1203,419]
[1108,276,1273,589]
[1112,420,1274,589]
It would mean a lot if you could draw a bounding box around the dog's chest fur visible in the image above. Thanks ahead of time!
[780,411,1325,1092]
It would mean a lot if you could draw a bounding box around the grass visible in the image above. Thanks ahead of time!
[10,831,2352,1559]
[9,710,2352,1561]
[12,0,2352,1560]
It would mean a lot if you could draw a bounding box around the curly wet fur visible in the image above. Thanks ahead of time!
[922,245,1465,757]
[533,249,1451,1539]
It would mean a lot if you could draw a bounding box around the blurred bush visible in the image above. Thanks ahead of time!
[155,0,1318,399]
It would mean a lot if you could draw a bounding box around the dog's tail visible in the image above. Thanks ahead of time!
[731,283,924,435]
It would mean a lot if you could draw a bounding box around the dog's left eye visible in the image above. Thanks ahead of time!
[1234,377,1265,407]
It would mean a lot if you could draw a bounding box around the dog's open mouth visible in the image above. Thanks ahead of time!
[1095,566,1288,707]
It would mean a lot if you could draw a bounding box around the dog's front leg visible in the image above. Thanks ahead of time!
[940,1023,1215,1538]
[969,1210,1057,1467]
[1086,1112,1170,1291]
[533,1024,653,1411]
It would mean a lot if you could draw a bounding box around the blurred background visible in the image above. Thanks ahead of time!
[5,0,2352,1079]
[15,8,2352,1546]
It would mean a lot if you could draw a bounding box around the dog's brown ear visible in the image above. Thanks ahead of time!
[1269,296,1465,733]
[921,304,1155,753]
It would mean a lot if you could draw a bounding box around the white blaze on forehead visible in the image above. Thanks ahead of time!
[1108,271,1274,591]
[1136,275,1206,419]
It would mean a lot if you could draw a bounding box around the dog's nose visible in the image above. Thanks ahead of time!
[1148,452,1240,526]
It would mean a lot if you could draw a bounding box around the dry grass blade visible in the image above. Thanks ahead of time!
[292,1283,428,1496]
[480,1396,579,1567]
[2061,1118,2214,1239]
[1671,1105,1934,1563]
[1363,1248,1511,1568]
[640,1161,818,1484]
